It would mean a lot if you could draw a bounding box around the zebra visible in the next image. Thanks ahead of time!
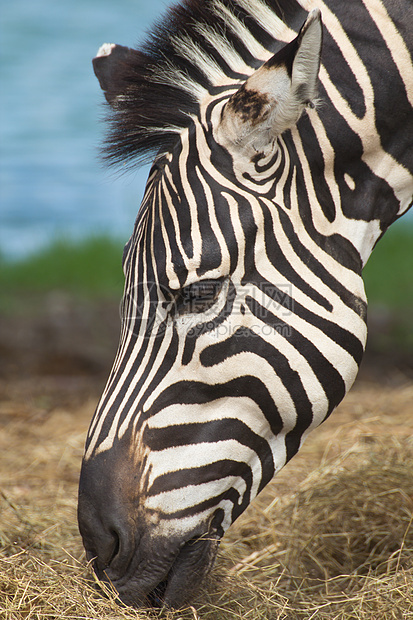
[78,0,413,609]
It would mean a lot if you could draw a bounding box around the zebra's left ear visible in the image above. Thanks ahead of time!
[216,9,322,157]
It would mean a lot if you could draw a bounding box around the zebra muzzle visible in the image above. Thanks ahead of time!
[96,529,220,609]
[146,532,221,608]
[78,473,221,609]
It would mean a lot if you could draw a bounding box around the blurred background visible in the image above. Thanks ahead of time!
[0,0,412,395]
[0,0,169,260]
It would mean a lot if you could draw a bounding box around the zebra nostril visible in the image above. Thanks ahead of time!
[91,529,125,580]
[107,528,121,566]
[83,527,124,577]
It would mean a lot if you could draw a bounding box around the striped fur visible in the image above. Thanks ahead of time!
[79,0,413,608]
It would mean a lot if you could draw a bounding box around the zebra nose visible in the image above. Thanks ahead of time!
[77,464,135,581]
[77,497,132,579]
[85,526,120,574]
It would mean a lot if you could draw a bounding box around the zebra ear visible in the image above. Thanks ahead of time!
[216,9,322,157]
[93,43,138,108]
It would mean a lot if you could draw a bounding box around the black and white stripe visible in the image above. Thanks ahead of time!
[79,0,412,606]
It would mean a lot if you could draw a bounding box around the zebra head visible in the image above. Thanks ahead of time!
[78,0,413,609]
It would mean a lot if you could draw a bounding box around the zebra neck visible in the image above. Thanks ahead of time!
[300,0,413,265]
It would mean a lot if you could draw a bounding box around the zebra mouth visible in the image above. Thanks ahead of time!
[78,453,223,609]
[146,578,168,607]
[88,531,220,609]
[145,533,221,608]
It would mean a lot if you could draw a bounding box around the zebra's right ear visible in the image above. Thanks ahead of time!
[216,9,322,158]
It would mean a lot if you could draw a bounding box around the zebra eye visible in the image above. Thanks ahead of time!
[178,279,223,314]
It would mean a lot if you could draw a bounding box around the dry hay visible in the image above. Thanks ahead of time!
[216,437,413,619]
[1,395,413,619]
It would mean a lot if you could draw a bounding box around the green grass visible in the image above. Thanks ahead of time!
[364,223,413,308]
[0,236,125,301]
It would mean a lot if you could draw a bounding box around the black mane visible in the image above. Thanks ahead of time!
[96,0,307,167]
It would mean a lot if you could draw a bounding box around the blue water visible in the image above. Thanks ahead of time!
[1,0,411,261]
[0,0,168,260]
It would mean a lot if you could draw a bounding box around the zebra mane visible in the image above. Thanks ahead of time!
[97,0,308,166]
